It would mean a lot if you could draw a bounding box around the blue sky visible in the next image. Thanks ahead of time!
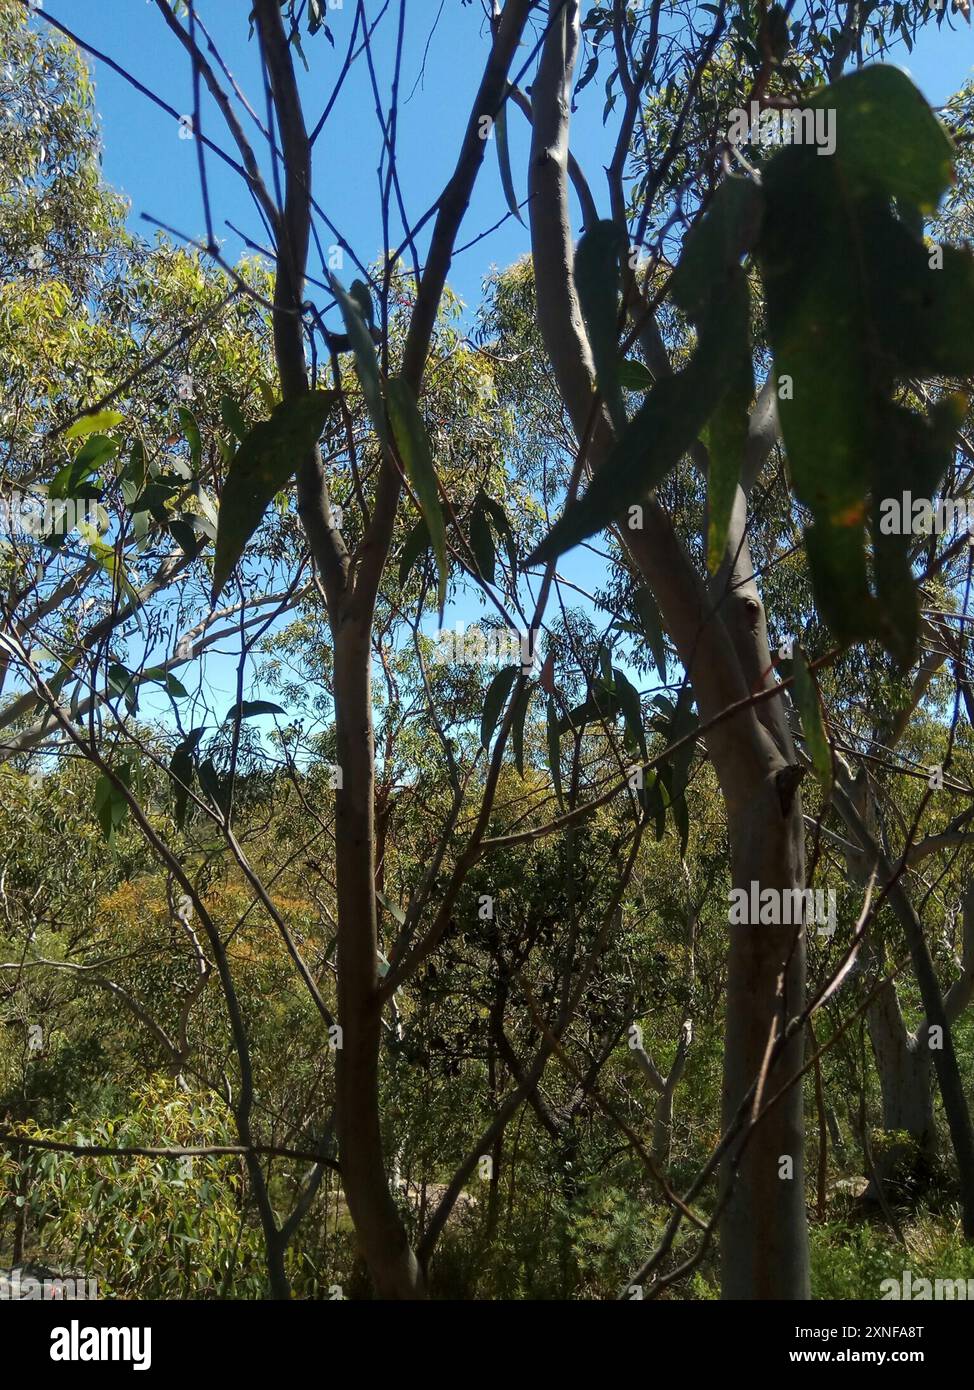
[55,3,974,317]
[33,3,974,729]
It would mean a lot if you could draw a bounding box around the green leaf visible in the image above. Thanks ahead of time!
[575,219,627,432]
[107,662,138,715]
[50,436,117,499]
[612,666,646,760]
[211,390,336,602]
[479,493,517,584]
[223,700,287,722]
[480,665,519,750]
[530,178,761,566]
[142,667,190,699]
[469,494,496,585]
[618,359,654,391]
[511,683,531,778]
[198,757,230,817]
[792,646,832,794]
[387,377,448,617]
[169,517,205,558]
[330,274,387,448]
[399,515,430,589]
[634,587,667,679]
[65,409,124,439]
[756,66,974,664]
[220,396,249,444]
[376,891,405,927]
[805,65,953,216]
[495,96,523,225]
[177,406,202,473]
[546,695,564,812]
[557,681,620,737]
[170,728,204,830]
[94,767,130,841]
[348,279,375,328]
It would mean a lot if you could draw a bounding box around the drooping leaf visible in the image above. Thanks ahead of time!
[94,766,131,841]
[481,665,519,750]
[612,666,646,760]
[348,279,375,328]
[530,177,761,566]
[330,274,387,448]
[177,406,202,473]
[792,646,832,794]
[399,515,431,589]
[107,662,138,715]
[170,727,204,830]
[387,378,448,617]
[211,390,336,602]
[494,95,523,225]
[469,494,496,585]
[575,219,627,432]
[479,493,517,584]
[755,65,974,665]
[220,395,249,444]
[546,695,564,811]
[198,757,231,818]
[634,587,667,679]
[511,682,531,778]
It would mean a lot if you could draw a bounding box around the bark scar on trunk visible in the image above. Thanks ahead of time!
[775,763,806,817]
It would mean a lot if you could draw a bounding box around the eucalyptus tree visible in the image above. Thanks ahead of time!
[9,0,974,1304]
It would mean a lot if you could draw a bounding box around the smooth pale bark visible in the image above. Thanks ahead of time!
[868,979,935,1170]
[842,774,974,1188]
[632,1020,692,1167]
[526,0,810,1299]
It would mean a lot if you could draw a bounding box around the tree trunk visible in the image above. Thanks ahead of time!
[526,0,810,1299]
[720,770,809,1298]
[867,975,935,1184]
[332,619,425,1299]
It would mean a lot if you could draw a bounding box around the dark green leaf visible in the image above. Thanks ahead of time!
[399,514,430,589]
[177,406,202,473]
[211,391,336,602]
[546,695,564,811]
[330,274,387,448]
[220,396,249,443]
[792,646,832,794]
[170,728,204,830]
[612,666,646,760]
[495,97,523,225]
[223,700,287,722]
[469,495,496,585]
[575,219,627,432]
[480,665,519,750]
[511,683,531,778]
[387,378,448,617]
